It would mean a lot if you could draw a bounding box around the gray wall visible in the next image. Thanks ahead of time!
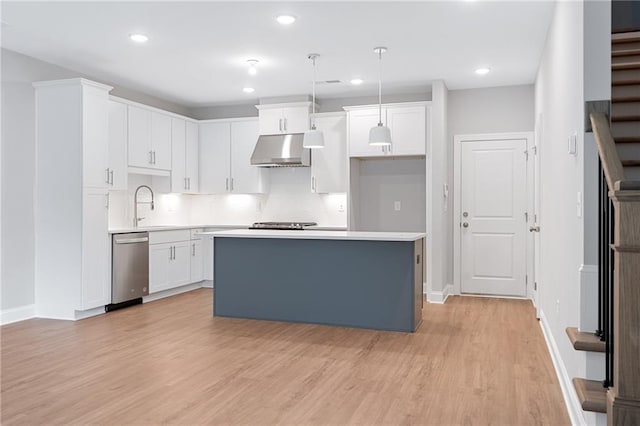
[446,84,535,286]
[188,92,432,120]
[0,48,189,311]
[356,158,426,233]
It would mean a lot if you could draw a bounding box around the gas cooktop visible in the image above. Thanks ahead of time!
[249,221,317,230]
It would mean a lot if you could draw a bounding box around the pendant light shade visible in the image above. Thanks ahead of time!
[303,128,325,148]
[303,53,324,149]
[369,123,392,146]
[369,46,391,147]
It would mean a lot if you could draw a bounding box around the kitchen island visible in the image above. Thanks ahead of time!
[207,229,425,332]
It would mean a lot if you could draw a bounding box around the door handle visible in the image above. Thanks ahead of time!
[225,178,229,191]
[283,118,287,131]
[153,151,157,165]
[278,118,282,132]
[529,226,540,233]
[192,243,196,256]
[230,178,234,191]
[105,168,110,184]
[109,170,114,185]
[462,222,469,228]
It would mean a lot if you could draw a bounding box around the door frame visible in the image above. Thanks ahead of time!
[453,132,535,297]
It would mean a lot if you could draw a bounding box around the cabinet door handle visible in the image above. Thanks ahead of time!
[278,118,282,132]
[105,168,110,184]
[153,151,157,165]
[225,178,229,191]
[230,178,234,191]
[283,118,287,132]
[149,151,153,164]
[105,193,109,209]
[311,176,316,192]
[188,177,191,190]
[109,170,114,185]
[192,243,196,256]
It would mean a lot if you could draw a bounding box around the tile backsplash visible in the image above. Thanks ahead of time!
[108,168,347,229]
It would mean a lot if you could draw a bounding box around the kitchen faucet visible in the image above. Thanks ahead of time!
[134,185,155,227]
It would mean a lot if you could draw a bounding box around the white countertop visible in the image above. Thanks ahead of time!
[109,224,349,234]
[200,229,426,242]
[108,224,246,234]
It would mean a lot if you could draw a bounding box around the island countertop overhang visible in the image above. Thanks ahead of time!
[197,229,426,242]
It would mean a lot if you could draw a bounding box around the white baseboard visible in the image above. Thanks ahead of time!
[143,282,203,303]
[539,309,586,426]
[74,306,106,320]
[428,284,453,304]
[201,280,213,289]
[1,304,36,325]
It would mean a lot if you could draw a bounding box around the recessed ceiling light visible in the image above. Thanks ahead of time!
[243,87,255,93]
[129,33,149,43]
[475,67,491,75]
[247,59,259,76]
[276,15,296,25]
[350,78,364,85]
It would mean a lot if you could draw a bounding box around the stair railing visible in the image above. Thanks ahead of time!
[590,111,640,424]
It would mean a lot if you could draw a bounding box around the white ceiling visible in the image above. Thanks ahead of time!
[1,1,555,108]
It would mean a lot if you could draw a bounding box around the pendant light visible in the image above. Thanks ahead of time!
[303,53,325,149]
[369,46,392,146]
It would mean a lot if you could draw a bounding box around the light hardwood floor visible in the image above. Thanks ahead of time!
[1,289,569,425]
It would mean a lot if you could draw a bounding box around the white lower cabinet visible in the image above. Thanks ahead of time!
[148,230,203,294]
[81,188,111,310]
[190,238,204,283]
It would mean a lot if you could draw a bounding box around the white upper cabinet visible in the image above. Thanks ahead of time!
[230,120,266,194]
[172,118,199,193]
[128,105,152,168]
[347,107,386,157]
[257,102,310,135]
[199,121,231,193]
[346,103,429,158]
[200,119,267,194]
[311,113,348,193]
[127,105,171,171]
[151,112,172,170]
[386,105,427,156]
[171,118,186,192]
[185,121,199,192]
[107,101,128,190]
[82,86,109,188]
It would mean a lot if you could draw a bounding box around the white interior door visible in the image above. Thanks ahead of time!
[460,138,527,296]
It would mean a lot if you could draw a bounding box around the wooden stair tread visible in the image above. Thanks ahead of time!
[613,79,640,86]
[622,160,640,167]
[611,115,640,122]
[616,136,640,143]
[612,96,640,103]
[612,48,640,57]
[573,378,607,413]
[612,61,640,71]
[613,31,640,44]
[566,327,606,352]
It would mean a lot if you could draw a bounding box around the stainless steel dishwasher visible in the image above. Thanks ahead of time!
[107,232,149,311]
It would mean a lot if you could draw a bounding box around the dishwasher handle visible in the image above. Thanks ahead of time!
[114,237,149,244]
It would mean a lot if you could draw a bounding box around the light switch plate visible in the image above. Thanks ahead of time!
[394,201,401,211]
[568,132,577,155]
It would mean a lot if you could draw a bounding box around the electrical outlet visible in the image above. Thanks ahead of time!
[394,201,401,211]
[338,204,345,212]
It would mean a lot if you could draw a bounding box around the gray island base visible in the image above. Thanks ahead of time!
[210,230,425,332]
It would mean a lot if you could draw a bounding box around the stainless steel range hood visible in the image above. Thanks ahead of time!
[250,133,311,167]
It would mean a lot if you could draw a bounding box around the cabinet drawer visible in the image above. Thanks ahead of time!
[149,230,191,245]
